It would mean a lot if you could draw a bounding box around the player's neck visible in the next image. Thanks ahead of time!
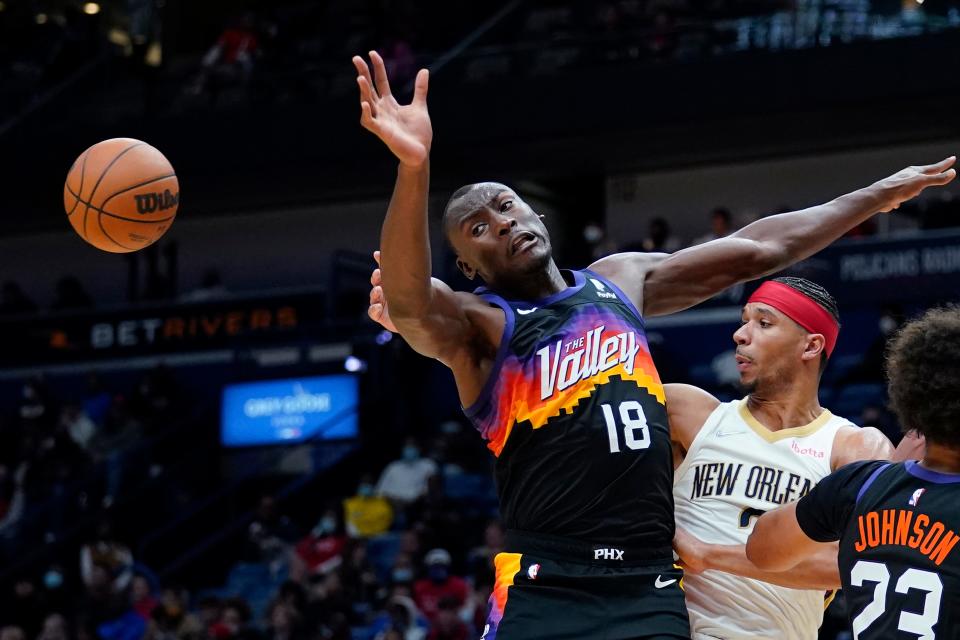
[494,260,567,300]
[745,385,823,431]
[921,442,960,475]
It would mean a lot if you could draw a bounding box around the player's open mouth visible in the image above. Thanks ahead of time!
[511,232,537,255]
[735,354,752,371]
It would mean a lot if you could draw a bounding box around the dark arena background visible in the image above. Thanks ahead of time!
[1,0,959,638]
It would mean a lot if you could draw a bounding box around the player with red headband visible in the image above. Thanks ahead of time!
[669,276,907,639]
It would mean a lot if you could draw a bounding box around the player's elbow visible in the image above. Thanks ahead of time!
[385,294,431,323]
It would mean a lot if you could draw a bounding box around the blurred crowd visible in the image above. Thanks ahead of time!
[0,388,506,640]
[4,0,956,123]
[0,367,181,551]
[0,3,102,122]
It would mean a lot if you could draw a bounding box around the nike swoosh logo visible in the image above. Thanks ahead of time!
[716,429,747,438]
[654,576,677,589]
[517,307,538,315]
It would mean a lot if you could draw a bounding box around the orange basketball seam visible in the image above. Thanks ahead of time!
[96,210,137,252]
[82,141,145,239]
[65,150,89,217]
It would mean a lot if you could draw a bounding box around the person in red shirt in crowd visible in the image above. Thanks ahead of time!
[291,509,347,581]
[130,575,158,620]
[413,549,467,622]
[426,597,469,640]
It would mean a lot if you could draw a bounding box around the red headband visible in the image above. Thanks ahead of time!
[747,281,839,357]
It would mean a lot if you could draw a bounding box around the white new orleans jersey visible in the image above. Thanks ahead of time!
[674,398,853,640]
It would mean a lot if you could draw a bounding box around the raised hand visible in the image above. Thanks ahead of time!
[875,156,956,212]
[352,52,432,168]
[368,251,398,333]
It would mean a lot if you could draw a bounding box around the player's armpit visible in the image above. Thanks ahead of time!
[746,502,824,573]
[588,245,778,318]
[391,282,504,365]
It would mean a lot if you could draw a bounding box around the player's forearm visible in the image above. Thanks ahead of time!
[706,542,840,590]
[733,184,887,273]
[380,162,433,319]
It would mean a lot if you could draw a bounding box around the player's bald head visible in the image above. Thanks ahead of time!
[442,182,514,245]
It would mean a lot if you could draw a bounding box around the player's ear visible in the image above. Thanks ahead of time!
[456,257,477,280]
[802,334,825,363]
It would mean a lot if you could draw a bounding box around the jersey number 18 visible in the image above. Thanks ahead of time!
[601,401,651,453]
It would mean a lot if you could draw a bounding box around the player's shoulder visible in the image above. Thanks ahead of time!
[831,424,895,470]
[587,252,669,313]
[588,251,668,281]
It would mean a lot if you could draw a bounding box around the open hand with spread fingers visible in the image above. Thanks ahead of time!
[875,156,956,212]
[352,52,432,168]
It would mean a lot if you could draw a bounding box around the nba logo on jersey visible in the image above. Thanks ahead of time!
[909,487,926,506]
[590,278,618,299]
[527,563,541,580]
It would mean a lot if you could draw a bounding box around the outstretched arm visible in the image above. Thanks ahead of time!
[353,53,433,323]
[674,525,839,590]
[747,460,887,571]
[592,158,956,317]
[353,53,497,367]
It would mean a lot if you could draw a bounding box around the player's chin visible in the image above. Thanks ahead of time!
[512,244,550,269]
[739,372,758,389]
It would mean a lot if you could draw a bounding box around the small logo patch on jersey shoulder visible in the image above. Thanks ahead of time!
[589,278,618,299]
[715,426,747,438]
[527,563,541,579]
[909,487,926,506]
[517,307,538,315]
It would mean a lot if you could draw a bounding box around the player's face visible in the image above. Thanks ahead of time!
[449,189,552,282]
[732,303,809,393]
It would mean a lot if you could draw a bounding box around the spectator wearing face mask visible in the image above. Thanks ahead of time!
[343,476,393,538]
[389,553,417,588]
[412,549,467,623]
[375,439,437,508]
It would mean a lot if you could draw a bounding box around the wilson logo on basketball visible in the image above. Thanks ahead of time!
[134,190,179,214]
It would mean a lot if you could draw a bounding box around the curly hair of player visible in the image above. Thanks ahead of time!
[885,305,960,445]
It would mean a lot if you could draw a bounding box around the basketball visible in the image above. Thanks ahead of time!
[63,138,179,253]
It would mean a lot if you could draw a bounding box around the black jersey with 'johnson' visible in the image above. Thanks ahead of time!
[797,460,960,639]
